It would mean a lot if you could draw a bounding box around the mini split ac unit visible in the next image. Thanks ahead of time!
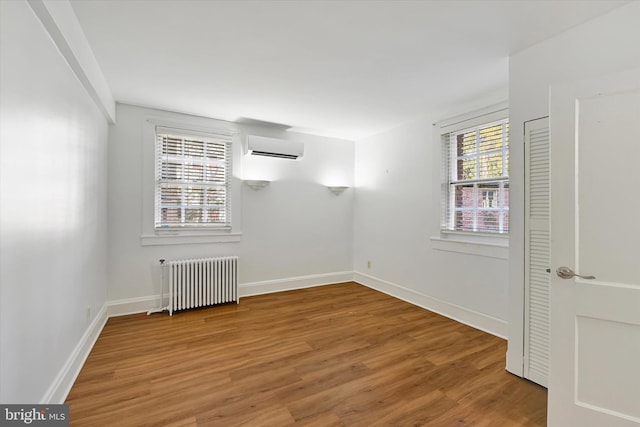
[246,135,304,159]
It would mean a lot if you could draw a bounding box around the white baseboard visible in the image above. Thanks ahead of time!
[107,273,508,338]
[40,304,108,404]
[107,295,164,317]
[106,272,355,316]
[506,348,524,377]
[239,271,354,297]
[353,272,508,339]
[525,370,547,388]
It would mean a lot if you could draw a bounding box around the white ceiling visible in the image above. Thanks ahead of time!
[70,0,628,140]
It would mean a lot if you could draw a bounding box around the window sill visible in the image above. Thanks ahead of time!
[140,232,242,246]
[430,234,508,260]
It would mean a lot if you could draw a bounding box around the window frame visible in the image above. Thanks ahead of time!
[154,127,232,231]
[140,116,242,246]
[442,117,510,235]
[430,104,509,258]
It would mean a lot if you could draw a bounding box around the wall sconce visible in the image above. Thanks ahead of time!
[327,186,348,195]
[245,180,270,191]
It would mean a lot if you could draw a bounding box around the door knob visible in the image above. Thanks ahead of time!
[556,266,596,280]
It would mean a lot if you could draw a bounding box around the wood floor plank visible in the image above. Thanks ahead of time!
[66,282,546,426]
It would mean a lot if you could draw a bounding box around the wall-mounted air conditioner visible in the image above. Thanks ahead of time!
[246,135,304,160]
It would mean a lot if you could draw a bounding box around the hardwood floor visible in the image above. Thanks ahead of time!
[66,282,547,426]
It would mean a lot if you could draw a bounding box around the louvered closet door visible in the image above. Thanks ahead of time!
[524,117,550,387]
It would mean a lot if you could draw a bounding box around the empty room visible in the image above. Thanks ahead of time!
[1,0,639,426]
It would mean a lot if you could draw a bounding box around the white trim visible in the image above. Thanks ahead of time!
[526,370,548,389]
[506,350,524,377]
[141,114,243,244]
[40,303,108,404]
[430,236,509,259]
[353,272,508,338]
[107,295,164,317]
[26,0,115,123]
[140,232,242,246]
[145,116,238,136]
[107,272,355,316]
[435,101,509,133]
[239,272,354,297]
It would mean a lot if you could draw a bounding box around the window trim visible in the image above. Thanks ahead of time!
[442,117,510,235]
[141,116,242,246]
[432,103,509,251]
[154,127,232,230]
[430,235,508,260]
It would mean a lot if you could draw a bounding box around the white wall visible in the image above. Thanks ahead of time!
[507,1,640,375]
[353,94,510,337]
[107,104,354,313]
[0,0,109,403]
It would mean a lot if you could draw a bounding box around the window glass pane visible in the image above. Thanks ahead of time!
[162,138,182,156]
[479,153,503,178]
[477,210,500,232]
[161,162,182,180]
[457,157,476,180]
[457,132,476,156]
[205,209,226,223]
[503,183,510,234]
[207,145,226,160]
[184,187,204,205]
[478,125,503,152]
[160,185,181,205]
[204,165,225,183]
[206,188,226,205]
[160,208,181,223]
[503,182,510,208]
[184,208,203,224]
[184,139,204,157]
[182,164,204,182]
[453,183,475,210]
[479,183,499,208]
[455,210,475,232]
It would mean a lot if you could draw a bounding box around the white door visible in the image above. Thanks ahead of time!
[548,68,640,426]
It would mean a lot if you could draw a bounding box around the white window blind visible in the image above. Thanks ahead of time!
[441,119,509,234]
[155,127,232,230]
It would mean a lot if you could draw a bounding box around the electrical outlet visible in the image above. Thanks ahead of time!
[367,260,371,269]
[86,306,91,320]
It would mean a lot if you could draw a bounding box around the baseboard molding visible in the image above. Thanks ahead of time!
[506,348,524,377]
[525,370,548,388]
[239,271,354,297]
[107,272,508,338]
[40,303,108,404]
[106,271,355,316]
[353,272,508,339]
[107,295,164,317]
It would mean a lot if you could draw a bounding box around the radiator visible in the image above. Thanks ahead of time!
[167,256,239,315]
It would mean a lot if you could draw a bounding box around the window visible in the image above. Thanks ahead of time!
[442,119,509,234]
[155,127,232,230]
[481,189,497,208]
